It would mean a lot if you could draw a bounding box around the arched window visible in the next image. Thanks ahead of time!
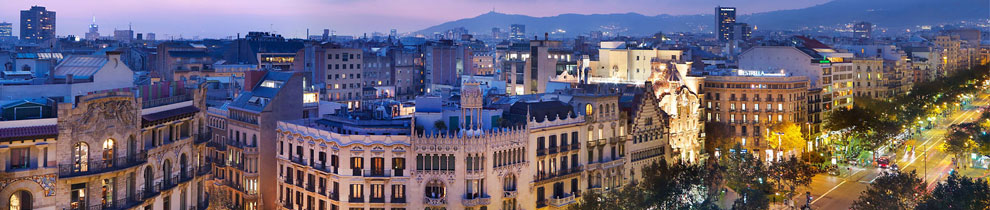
[103,139,115,167]
[162,159,172,185]
[143,166,154,193]
[73,142,89,172]
[9,190,31,210]
[180,154,188,179]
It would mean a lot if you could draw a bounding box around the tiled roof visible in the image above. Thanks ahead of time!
[0,124,57,141]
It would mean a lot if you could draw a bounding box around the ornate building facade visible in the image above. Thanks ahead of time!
[0,87,213,210]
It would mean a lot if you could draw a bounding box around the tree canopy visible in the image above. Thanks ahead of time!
[851,170,926,210]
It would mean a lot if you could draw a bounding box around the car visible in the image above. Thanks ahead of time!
[877,157,891,168]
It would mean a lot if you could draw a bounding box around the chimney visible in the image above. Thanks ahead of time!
[243,70,266,91]
[544,33,549,40]
[106,51,123,66]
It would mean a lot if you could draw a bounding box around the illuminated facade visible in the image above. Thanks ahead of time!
[702,70,809,156]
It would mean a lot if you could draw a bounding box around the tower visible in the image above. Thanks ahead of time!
[460,81,484,130]
[716,6,736,42]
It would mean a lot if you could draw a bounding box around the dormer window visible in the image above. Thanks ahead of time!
[260,80,283,88]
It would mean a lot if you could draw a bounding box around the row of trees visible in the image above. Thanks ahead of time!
[827,65,990,158]
[852,170,990,210]
[571,150,819,210]
[944,108,990,163]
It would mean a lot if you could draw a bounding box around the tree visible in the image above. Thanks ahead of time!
[916,173,990,210]
[851,170,926,210]
[945,123,978,158]
[570,159,721,210]
[433,120,447,131]
[766,122,807,153]
[720,148,774,209]
[704,122,734,156]
[770,156,817,199]
[732,187,770,210]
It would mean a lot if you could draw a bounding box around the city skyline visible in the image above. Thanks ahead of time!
[0,0,826,39]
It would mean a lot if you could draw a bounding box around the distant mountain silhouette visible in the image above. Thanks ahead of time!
[415,0,988,37]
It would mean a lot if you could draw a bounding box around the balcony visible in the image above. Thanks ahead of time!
[424,197,446,206]
[391,197,406,203]
[194,133,212,144]
[559,144,569,152]
[329,193,339,201]
[549,193,576,207]
[362,169,391,178]
[58,152,148,178]
[534,166,583,183]
[290,156,305,165]
[196,165,212,176]
[88,193,148,210]
[503,189,518,199]
[461,195,491,207]
[223,180,244,191]
[313,164,337,174]
[141,184,161,200]
[537,148,547,156]
[206,141,226,151]
[348,197,364,203]
[369,197,386,203]
[548,146,558,155]
[571,144,580,151]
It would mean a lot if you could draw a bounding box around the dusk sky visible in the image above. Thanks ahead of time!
[1,0,825,39]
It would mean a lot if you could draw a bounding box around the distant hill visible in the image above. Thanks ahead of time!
[415,0,988,37]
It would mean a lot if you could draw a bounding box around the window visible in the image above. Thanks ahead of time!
[350,184,363,199]
[9,190,30,210]
[392,184,406,200]
[351,157,363,176]
[103,139,115,167]
[10,148,29,170]
[102,178,115,207]
[371,184,384,199]
[71,183,86,209]
[72,142,89,172]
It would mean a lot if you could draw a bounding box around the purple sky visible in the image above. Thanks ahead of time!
[1,0,825,39]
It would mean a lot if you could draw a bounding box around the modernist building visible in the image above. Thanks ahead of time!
[0,81,213,210]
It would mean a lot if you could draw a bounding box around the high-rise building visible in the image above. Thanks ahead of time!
[716,7,736,42]
[147,33,155,41]
[390,29,397,38]
[0,22,12,37]
[85,17,99,41]
[20,6,56,43]
[732,22,751,41]
[854,21,872,40]
[510,24,526,42]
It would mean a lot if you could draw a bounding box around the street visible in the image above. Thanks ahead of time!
[785,91,990,209]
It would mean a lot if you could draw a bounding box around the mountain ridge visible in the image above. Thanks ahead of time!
[415,0,988,37]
